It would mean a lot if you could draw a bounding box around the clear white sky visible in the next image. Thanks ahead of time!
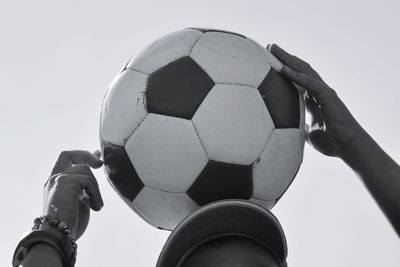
[1,1,399,266]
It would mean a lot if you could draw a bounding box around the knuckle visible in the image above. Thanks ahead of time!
[55,174,70,184]
[303,75,313,84]
[59,150,70,159]
[320,88,337,100]
[294,71,302,78]
[303,61,312,68]
[67,164,93,177]
[293,61,302,70]
[60,150,69,156]
[326,87,337,96]
[44,174,58,188]
[87,175,98,187]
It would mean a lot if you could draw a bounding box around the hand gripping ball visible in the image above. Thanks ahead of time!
[100,28,305,230]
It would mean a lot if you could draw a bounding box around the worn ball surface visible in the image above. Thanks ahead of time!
[100,28,305,230]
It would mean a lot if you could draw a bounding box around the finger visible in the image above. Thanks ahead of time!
[269,44,325,83]
[80,194,90,209]
[64,165,102,207]
[93,150,101,159]
[46,164,97,190]
[79,189,90,201]
[76,175,104,211]
[44,173,58,189]
[269,44,307,72]
[59,173,104,211]
[64,164,98,183]
[51,150,103,176]
[281,66,336,102]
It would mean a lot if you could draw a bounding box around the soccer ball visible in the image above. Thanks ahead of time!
[100,28,305,230]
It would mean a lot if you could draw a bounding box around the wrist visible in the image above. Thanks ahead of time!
[338,127,369,162]
[22,242,63,266]
[13,215,77,267]
[338,128,387,177]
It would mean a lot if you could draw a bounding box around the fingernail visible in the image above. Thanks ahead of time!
[281,65,289,73]
[93,150,101,158]
[269,43,278,51]
[95,160,103,168]
[282,65,293,73]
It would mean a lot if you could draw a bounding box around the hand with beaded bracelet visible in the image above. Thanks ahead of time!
[13,150,104,267]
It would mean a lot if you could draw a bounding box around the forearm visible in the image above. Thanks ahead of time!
[21,243,63,267]
[341,128,400,236]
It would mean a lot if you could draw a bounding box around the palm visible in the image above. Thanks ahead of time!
[306,94,361,157]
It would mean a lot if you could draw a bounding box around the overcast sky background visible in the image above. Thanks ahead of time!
[1,1,399,266]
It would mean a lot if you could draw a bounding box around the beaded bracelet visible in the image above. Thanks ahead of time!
[12,215,77,267]
[33,215,75,240]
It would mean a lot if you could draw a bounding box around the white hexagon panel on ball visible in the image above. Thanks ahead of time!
[133,187,199,230]
[190,31,271,88]
[127,29,203,74]
[252,129,304,201]
[100,69,148,146]
[192,84,275,165]
[125,113,208,193]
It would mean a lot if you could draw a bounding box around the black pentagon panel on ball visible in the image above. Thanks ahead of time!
[146,56,215,120]
[102,141,144,201]
[258,68,300,128]
[187,160,253,206]
[187,27,247,39]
